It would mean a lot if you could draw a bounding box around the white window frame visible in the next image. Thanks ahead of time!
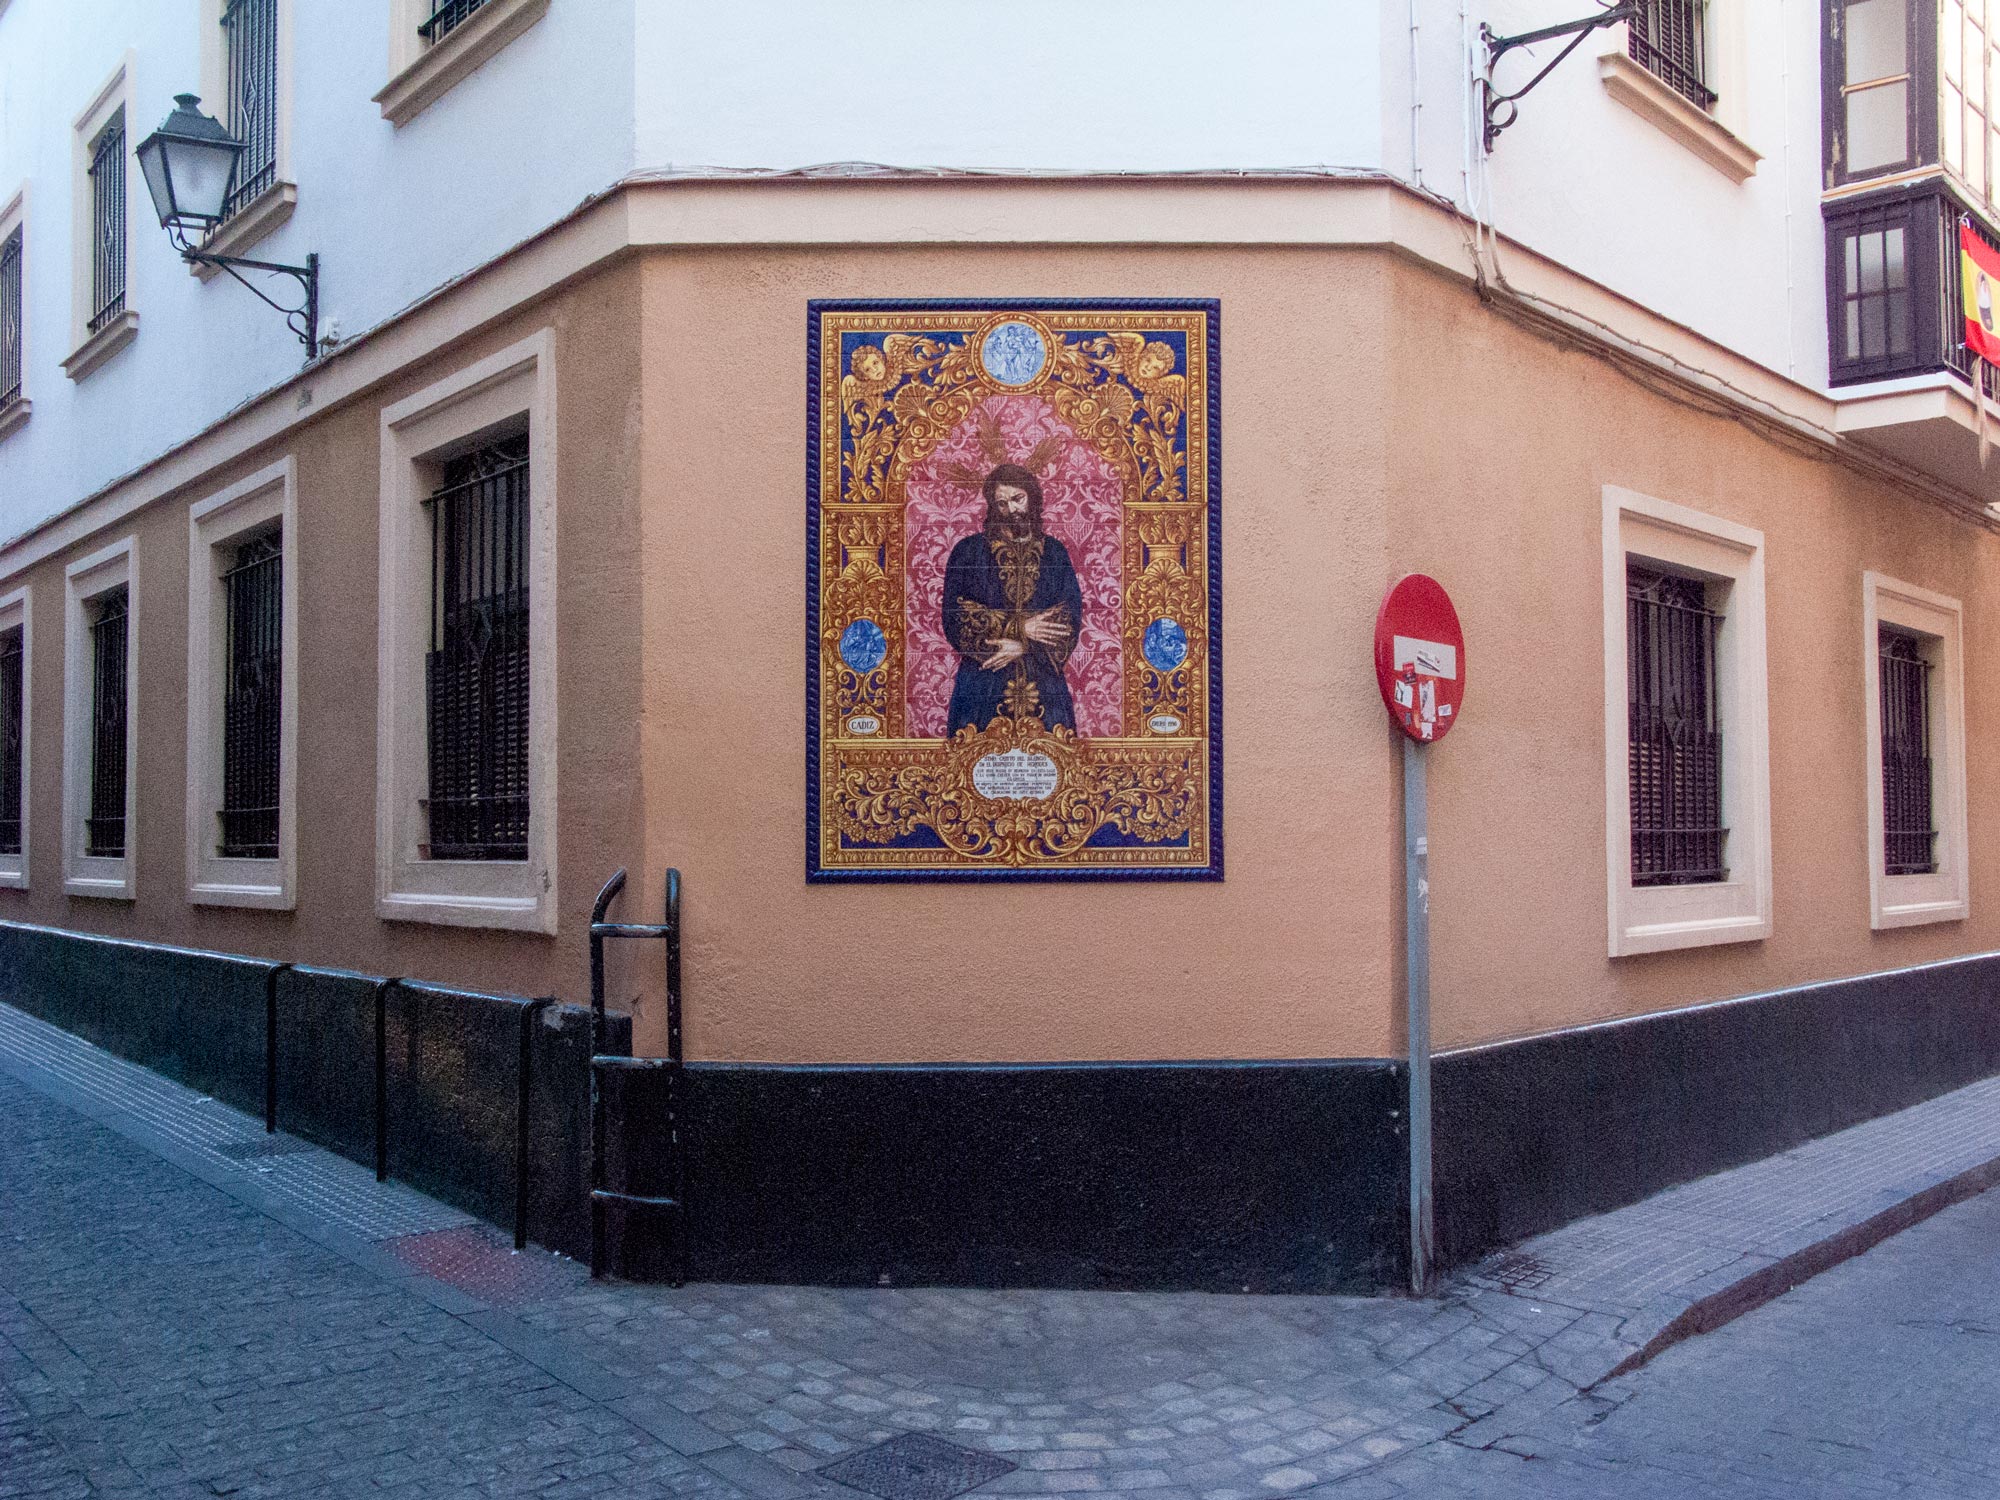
[187,457,297,909]
[195,0,297,264]
[1602,486,1772,957]
[376,329,556,933]
[374,0,552,128]
[0,584,33,889]
[0,186,29,440]
[1862,573,1969,928]
[63,56,138,381]
[63,536,138,900]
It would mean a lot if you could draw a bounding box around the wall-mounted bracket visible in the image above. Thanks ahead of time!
[1481,3,1639,151]
[169,222,319,359]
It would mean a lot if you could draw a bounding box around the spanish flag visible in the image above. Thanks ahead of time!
[1962,221,2000,364]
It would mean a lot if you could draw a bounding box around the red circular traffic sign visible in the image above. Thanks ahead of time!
[1374,574,1466,744]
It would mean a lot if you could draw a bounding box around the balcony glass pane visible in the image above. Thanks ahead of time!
[1948,85,1966,170]
[1859,230,1886,294]
[1971,20,1988,109]
[1846,0,1906,84]
[1972,112,1988,189]
[1947,1,1964,82]
[1886,225,1907,287]
[1860,291,1888,356]
[1888,289,1913,354]
[1847,81,1910,172]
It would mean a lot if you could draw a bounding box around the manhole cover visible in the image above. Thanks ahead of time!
[820,1434,1015,1500]
[214,1136,317,1160]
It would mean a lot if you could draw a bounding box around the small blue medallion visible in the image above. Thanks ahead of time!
[1143,618,1189,672]
[839,619,888,674]
[980,321,1047,386]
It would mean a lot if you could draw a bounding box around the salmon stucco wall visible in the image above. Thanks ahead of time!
[1387,260,2000,1052]
[635,247,1399,1064]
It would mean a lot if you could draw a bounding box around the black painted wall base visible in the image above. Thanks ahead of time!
[668,1061,1408,1294]
[1,919,1996,1293]
[0,922,621,1260]
[1433,953,2000,1267]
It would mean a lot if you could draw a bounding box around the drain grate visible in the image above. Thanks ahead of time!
[1486,1252,1556,1292]
[213,1135,318,1160]
[819,1434,1016,1500]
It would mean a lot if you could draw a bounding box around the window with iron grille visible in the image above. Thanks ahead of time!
[220,0,278,221]
[425,434,529,861]
[1627,565,1726,886]
[86,588,128,859]
[0,228,21,411]
[0,629,22,857]
[1629,0,1715,109]
[219,535,281,858]
[420,0,489,44]
[86,111,126,337]
[1879,626,1938,875]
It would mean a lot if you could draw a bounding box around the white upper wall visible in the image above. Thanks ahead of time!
[0,0,633,538]
[0,0,1832,546]
[1434,0,1827,387]
[633,0,1387,173]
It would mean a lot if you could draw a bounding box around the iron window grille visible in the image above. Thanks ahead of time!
[1879,626,1938,875]
[86,588,128,859]
[1628,565,1727,886]
[425,433,529,861]
[0,629,22,856]
[219,0,279,221]
[219,535,282,859]
[419,0,489,44]
[0,228,21,411]
[86,111,126,337]
[1629,0,1716,110]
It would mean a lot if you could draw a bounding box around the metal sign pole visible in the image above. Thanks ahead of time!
[1403,734,1434,1296]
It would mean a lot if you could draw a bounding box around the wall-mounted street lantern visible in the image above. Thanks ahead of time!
[135,95,319,359]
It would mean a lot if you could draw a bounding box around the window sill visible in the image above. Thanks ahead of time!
[378,881,553,934]
[0,397,28,441]
[374,0,551,127]
[194,182,298,279]
[1598,52,1760,184]
[1873,888,1968,929]
[1612,890,1771,957]
[64,868,134,901]
[61,310,139,382]
[190,872,293,911]
[0,860,26,891]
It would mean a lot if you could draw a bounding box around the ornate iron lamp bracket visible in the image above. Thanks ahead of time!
[168,222,319,358]
[1480,3,1639,151]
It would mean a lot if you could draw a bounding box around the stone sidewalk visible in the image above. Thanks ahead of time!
[4,996,1999,1499]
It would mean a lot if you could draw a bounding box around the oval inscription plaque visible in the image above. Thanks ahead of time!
[1148,714,1182,734]
[847,716,880,735]
[972,749,1060,801]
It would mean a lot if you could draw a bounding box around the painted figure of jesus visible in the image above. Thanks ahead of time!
[942,464,1087,734]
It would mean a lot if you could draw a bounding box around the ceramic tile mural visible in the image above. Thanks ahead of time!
[808,301,1221,880]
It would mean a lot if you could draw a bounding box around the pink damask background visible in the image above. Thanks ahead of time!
[904,396,1125,739]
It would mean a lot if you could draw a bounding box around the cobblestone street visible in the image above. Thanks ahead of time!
[4,1000,1999,1499]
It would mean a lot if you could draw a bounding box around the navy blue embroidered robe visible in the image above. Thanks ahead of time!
[942,530,1086,734]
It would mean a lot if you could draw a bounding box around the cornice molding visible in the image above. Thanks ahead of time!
[0,172,1982,586]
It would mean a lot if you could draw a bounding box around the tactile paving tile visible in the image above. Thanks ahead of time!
[383,1223,588,1307]
[819,1434,1017,1500]
[213,1135,318,1160]
[0,1000,473,1242]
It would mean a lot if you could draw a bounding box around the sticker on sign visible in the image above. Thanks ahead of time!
[1393,636,1458,681]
